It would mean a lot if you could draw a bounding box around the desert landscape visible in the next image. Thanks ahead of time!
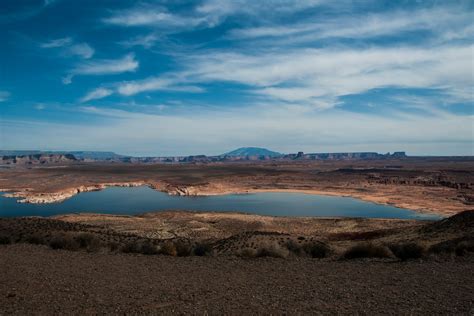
[1,154,473,314]
[2,0,473,314]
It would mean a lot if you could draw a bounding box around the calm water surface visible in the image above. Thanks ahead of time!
[0,186,440,219]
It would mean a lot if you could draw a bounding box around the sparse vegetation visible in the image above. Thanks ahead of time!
[160,241,177,256]
[343,243,392,259]
[302,242,330,258]
[0,234,11,245]
[193,242,213,256]
[389,242,425,261]
[49,233,80,251]
[175,240,193,257]
[75,233,102,252]
[256,242,289,258]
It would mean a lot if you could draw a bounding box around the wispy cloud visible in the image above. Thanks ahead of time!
[119,33,160,49]
[228,6,473,43]
[175,44,473,109]
[117,76,203,96]
[65,54,139,84]
[41,37,95,59]
[0,91,10,102]
[80,88,113,103]
[41,37,73,48]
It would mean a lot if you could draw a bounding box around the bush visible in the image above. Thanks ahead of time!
[0,234,11,245]
[75,233,102,252]
[49,233,80,251]
[455,240,474,256]
[302,242,330,259]
[160,241,177,256]
[389,242,425,261]
[193,243,213,256]
[25,234,45,245]
[429,238,474,256]
[121,241,141,254]
[343,243,392,259]
[256,242,289,258]
[175,240,193,257]
[285,240,304,256]
[238,248,258,258]
[108,241,120,252]
[140,241,159,255]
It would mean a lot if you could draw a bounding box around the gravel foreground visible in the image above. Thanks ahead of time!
[0,244,473,315]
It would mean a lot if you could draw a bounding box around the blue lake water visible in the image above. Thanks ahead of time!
[0,186,441,220]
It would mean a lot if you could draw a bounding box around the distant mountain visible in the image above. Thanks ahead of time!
[0,151,127,160]
[0,154,77,165]
[223,147,282,157]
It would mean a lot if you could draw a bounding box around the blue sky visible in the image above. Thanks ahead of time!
[0,0,473,156]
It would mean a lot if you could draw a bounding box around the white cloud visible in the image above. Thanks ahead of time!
[73,54,138,75]
[41,37,72,48]
[104,6,204,28]
[41,37,94,59]
[64,54,139,84]
[80,88,113,103]
[117,76,203,96]
[68,43,94,59]
[229,6,473,43]
[177,44,473,107]
[0,91,10,102]
[119,33,159,49]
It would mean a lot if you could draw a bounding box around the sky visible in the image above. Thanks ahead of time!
[0,0,473,156]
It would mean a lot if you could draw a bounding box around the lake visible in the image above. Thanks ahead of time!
[0,186,440,219]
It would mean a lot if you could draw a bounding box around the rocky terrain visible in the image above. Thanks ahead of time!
[0,211,473,314]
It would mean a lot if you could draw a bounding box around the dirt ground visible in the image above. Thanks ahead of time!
[0,244,472,315]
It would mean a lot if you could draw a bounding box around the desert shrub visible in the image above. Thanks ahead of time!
[238,248,258,258]
[107,241,120,252]
[139,240,159,255]
[160,241,177,256]
[25,234,46,245]
[389,242,425,261]
[193,243,213,256]
[121,241,142,254]
[343,243,392,259]
[175,240,193,257]
[428,238,474,256]
[75,233,102,252]
[285,240,304,256]
[302,242,331,259]
[49,233,80,251]
[256,242,289,258]
[0,234,11,245]
[455,240,474,256]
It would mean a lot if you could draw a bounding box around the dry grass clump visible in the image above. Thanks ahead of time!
[343,243,392,259]
[0,234,12,245]
[192,242,213,256]
[284,240,330,258]
[49,233,80,251]
[302,242,331,258]
[121,240,159,255]
[75,233,102,252]
[389,242,425,261]
[159,241,177,256]
[429,238,474,257]
[174,240,193,256]
[256,242,289,258]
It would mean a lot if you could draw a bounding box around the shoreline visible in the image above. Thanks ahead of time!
[0,182,450,217]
